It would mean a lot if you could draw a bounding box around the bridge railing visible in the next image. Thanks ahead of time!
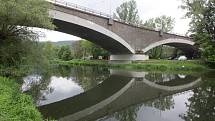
[48,0,144,27]
[47,0,112,19]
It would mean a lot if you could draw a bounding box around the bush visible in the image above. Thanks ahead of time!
[0,77,42,121]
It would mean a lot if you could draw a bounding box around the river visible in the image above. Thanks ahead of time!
[22,65,215,121]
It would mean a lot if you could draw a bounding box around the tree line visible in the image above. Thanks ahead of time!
[40,40,110,61]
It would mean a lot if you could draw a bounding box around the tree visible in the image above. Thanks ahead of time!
[80,40,94,58]
[90,43,110,59]
[0,0,54,38]
[147,46,163,59]
[57,45,72,61]
[71,41,82,59]
[40,42,56,60]
[72,40,110,59]
[181,0,215,62]
[0,0,54,66]
[181,76,215,121]
[115,0,142,24]
[143,15,175,59]
[143,15,175,32]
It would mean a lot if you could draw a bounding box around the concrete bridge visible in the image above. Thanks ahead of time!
[48,0,196,61]
[38,70,201,121]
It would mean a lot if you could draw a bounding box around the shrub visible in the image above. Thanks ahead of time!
[0,77,42,121]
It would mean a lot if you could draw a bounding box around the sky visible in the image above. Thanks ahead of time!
[40,0,190,42]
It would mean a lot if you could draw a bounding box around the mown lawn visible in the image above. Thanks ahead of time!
[53,59,208,74]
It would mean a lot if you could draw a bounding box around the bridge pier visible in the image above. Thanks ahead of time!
[109,54,149,64]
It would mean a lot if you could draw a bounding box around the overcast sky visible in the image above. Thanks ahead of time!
[40,0,190,42]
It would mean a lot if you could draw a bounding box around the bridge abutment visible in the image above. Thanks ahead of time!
[109,54,149,64]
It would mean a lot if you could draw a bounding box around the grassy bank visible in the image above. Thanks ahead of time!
[53,59,208,73]
[0,77,43,121]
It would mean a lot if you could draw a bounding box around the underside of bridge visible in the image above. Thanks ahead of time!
[49,8,197,61]
[142,39,197,58]
[165,43,196,58]
[53,19,133,54]
[50,9,135,55]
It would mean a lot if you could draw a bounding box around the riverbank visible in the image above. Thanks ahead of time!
[0,76,43,121]
[53,59,208,74]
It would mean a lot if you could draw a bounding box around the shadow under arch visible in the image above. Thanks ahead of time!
[38,75,134,120]
[142,38,196,58]
[110,69,201,92]
[49,9,135,54]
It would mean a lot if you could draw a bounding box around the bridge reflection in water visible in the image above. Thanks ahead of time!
[38,69,201,121]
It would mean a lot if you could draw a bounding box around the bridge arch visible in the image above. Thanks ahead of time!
[49,9,135,54]
[142,38,196,58]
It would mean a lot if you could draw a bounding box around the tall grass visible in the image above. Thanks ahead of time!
[0,77,43,121]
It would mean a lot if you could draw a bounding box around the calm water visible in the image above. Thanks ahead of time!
[22,65,215,121]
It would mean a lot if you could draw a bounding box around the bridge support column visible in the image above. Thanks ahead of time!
[110,54,149,64]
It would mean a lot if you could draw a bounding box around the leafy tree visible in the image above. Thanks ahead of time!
[91,44,110,59]
[72,40,109,59]
[143,15,175,32]
[143,15,175,59]
[80,40,94,58]
[71,41,82,59]
[0,0,54,66]
[181,0,215,61]
[181,77,215,121]
[115,0,142,24]
[57,45,72,61]
[114,104,141,121]
[147,46,163,59]
[40,42,56,60]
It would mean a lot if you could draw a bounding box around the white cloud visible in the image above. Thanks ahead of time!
[42,0,190,42]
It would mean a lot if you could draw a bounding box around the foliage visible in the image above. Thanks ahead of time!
[115,0,142,24]
[0,76,42,121]
[71,40,82,59]
[80,40,94,58]
[40,42,57,60]
[90,44,110,59]
[143,15,175,59]
[0,0,54,66]
[57,45,72,61]
[143,15,175,32]
[147,46,163,59]
[181,0,215,61]
[181,76,215,121]
[71,40,110,59]
[114,104,141,121]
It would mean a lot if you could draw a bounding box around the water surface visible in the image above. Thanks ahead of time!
[22,65,215,121]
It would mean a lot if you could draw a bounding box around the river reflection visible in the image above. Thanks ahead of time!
[38,76,84,106]
[100,91,193,121]
[22,66,215,121]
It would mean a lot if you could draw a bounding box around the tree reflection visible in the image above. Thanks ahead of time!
[54,65,72,78]
[72,66,109,91]
[145,95,175,111]
[113,104,141,121]
[145,72,176,83]
[181,77,215,121]
[23,65,110,105]
[144,72,175,111]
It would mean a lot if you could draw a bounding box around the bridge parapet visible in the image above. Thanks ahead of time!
[47,0,112,19]
[47,0,190,38]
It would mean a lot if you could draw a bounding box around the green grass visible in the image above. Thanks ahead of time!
[0,77,43,121]
[53,59,208,74]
